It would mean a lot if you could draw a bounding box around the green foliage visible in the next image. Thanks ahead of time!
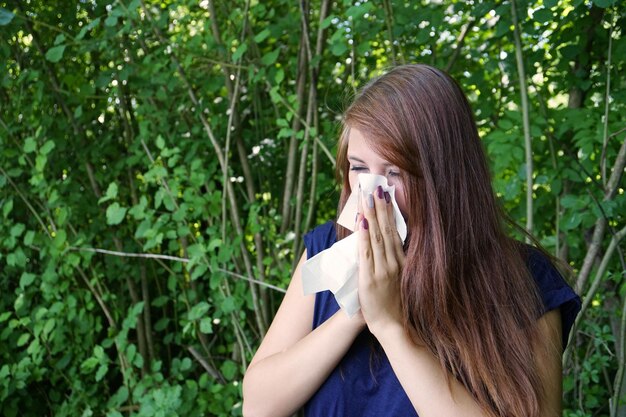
[0,0,625,415]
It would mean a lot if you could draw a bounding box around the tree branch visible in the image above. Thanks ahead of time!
[511,0,533,239]
[68,246,286,293]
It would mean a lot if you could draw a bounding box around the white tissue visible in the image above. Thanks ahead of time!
[301,174,407,316]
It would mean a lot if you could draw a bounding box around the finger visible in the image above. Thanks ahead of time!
[354,183,363,231]
[375,187,399,266]
[385,191,406,267]
[361,189,386,275]
[357,213,374,276]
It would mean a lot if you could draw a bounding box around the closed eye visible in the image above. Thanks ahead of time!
[350,166,368,172]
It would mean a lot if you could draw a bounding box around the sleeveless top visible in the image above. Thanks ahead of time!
[302,221,581,417]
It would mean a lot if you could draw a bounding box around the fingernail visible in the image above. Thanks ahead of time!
[377,185,383,199]
[384,191,390,204]
[367,193,374,208]
[362,218,369,230]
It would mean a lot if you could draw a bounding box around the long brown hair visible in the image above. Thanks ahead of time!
[336,65,545,417]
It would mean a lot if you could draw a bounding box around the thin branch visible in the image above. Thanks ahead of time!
[186,346,224,383]
[206,0,267,334]
[280,6,309,234]
[601,12,615,187]
[265,82,335,167]
[192,56,249,70]
[12,11,73,40]
[284,0,332,261]
[303,0,332,240]
[445,18,475,73]
[0,167,52,238]
[564,224,626,366]
[611,284,626,417]
[68,246,287,293]
[510,0,533,239]
[382,0,398,65]
[576,135,626,293]
[75,266,117,330]
[134,2,264,336]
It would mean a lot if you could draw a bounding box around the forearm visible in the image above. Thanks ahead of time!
[375,323,487,417]
[242,311,364,417]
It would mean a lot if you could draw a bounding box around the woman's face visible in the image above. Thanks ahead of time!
[346,127,407,218]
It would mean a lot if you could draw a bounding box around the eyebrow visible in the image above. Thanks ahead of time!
[347,155,395,167]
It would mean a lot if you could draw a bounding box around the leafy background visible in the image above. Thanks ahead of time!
[0,0,625,416]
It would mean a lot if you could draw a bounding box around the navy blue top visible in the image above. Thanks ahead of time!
[302,221,581,417]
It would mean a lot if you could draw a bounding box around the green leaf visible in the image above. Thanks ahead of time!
[592,0,616,7]
[19,272,36,289]
[261,49,280,66]
[95,364,108,381]
[188,301,209,321]
[99,183,118,204]
[54,34,66,45]
[43,319,55,336]
[274,68,284,84]
[3,199,13,218]
[35,154,47,171]
[269,86,281,103]
[154,318,169,331]
[199,317,213,334]
[40,140,55,155]
[220,360,237,380]
[17,333,30,347]
[232,43,248,62]
[156,135,165,150]
[208,238,222,252]
[533,8,552,24]
[106,202,127,225]
[10,223,25,237]
[254,28,271,43]
[559,45,579,60]
[76,17,101,40]
[561,195,582,209]
[190,264,207,281]
[321,15,334,29]
[562,212,582,231]
[0,7,14,26]
[331,41,348,56]
[53,229,67,249]
[221,296,236,314]
[45,45,66,63]
[0,312,11,323]
[151,296,168,307]
[130,302,144,318]
[81,357,99,372]
[24,137,37,153]
[108,386,129,408]
[105,15,118,27]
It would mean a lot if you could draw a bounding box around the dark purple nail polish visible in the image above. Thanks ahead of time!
[384,191,390,204]
[377,185,383,199]
[362,218,369,230]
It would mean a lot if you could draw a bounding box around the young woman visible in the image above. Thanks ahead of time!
[242,64,581,417]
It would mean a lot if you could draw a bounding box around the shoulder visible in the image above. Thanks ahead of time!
[523,247,579,310]
[522,246,581,347]
[304,221,337,258]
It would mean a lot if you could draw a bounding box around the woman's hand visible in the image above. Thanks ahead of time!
[357,185,406,337]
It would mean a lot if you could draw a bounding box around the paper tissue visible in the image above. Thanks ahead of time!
[301,174,407,316]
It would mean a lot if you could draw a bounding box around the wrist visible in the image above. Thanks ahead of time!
[368,318,405,343]
[334,309,367,334]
